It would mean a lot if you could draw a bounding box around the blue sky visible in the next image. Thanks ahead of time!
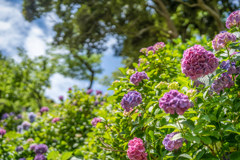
[0,0,123,102]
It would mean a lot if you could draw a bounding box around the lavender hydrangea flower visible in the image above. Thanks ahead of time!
[211,73,234,94]
[52,117,60,123]
[17,114,22,119]
[59,95,64,101]
[28,112,36,123]
[159,90,192,115]
[9,112,15,116]
[91,118,101,126]
[22,121,31,130]
[34,144,48,154]
[181,45,219,80]
[212,31,236,51]
[226,10,240,29]
[1,113,9,120]
[0,128,6,136]
[127,137,148,160]
[130,71,149,85]
[86,89,93,94]
[15,146,24,152]
[153,42,166,50]
[30,144,37,151]
[121,91,142,112]
[40,107,49,113]
[163,132,185,151]
[19,158,26,160]
[96,90,102,95]
[34,154,46,160]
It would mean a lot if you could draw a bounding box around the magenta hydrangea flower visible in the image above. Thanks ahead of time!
[86,89,93,94]
[159,90,192,115]
[0,128,6,136]
[163,132,185,151]
[127,137,148,160]
[40,107,49,113]
[211,73,234,94]
[96,90,102,95]
[34,154,46,160]
[52,117,60,123]
[121,91,142,112]
[226,10,240,29]
[91,118,102,126]
[30,144,37,151]
[181,45,219,80]
[130,71,149,85]
[212,31,236,51]
[34,144,48,154]
[153,42,166,50]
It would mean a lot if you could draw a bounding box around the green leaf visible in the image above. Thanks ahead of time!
[131,113,140,121]
[61,152,73,160]
[201,115,210,122]
[184,133,200,143]
[176,76,189,87]
[195,150,205,160]
[144,117,154,127]
[200,136,212,144]
[47,151,60,160]
[148,130,154,141]
[172,133,182,141]
[131,125,140,135]
[155,113,168,119]
[119,67,126,75]
[181,120,195,130]
[179,154,192,159]
[230,151,240,160]
[159,124,178,129]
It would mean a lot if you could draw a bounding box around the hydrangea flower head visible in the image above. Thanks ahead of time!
[86,89,93,94]
[211,73,234,94]
[212,32,236,51]
[147,46,155,55]
[181,45,219,80]
[0,128,6,136]
[153,42,166,50]
[127,137,147,160]
[130,71,149,85]
[159,90,192,115]
[168,82,179,90]
[28,112,36,123]
[186,89,197,98]
[59,95,64,101]
[30,144,37,151]
[156,82,169,89]
[96,90,102,95]
[121,91,142,112]
[226,10,240,29]
[9,112,15,116]
[16,146,24,152]
[19,158,26,160]
[22,121,31,130]
[40,107,49,113]
[34,144,48,154]
[91,118,101,126]
[34,154,46,160]
[193,80,205,88]
[1,113,9,120]
[52,117,60,123]
[27,138,34,143]
[17,114,22,119]
[126,69,135,75]
[163,132,185,151]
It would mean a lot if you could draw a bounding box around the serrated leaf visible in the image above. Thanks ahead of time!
[61,152,73,160]
[181,120,195,130]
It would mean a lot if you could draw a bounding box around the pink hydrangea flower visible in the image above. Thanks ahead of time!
[153,42,165,50]
[226,10,240,29]
[212,31,236,51]
[52,117,60,123]
[0,128,6,136]
[159,90,192,115]
[181,45,219,80]
[27,138,34,143]
[127,137,148,160]
[91,118,101,127]
[40,107,49,113]
[163,132,185,151]
[130,71,149,85]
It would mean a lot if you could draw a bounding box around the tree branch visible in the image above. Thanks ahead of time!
[174,0,199,7]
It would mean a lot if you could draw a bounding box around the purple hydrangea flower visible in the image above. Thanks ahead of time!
[94,101,99,106]
[28,112,36,123]
[1,113,9,120]
[220,60,232,70]
[96,90,102,95]
[40,107,49,113]
[163,132,185,151]
[181,45,219,80]
[91,118,102,127]
[130,71,149,85]
[34,144,48,154]
[0,128,6,136]
[86,89,93,94]
[34,154,46,160]
[220,60,240,74]
[127,137,148,160]
[52,117,60,123]
[59,95,64,101]
[9,112,15,116]
[146,46,155,55]
[19,158,26,160]
[22,121,31,130]
[17,114,22,119]
[212,32,236,51]
[30,144,37,151]
[193,80,205,88]
[211,73,234,94]
[226,10,240,29]
[153,42,166,50]
[15,146,24,152]
[159,90,192,115]
[121,91,142,112]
